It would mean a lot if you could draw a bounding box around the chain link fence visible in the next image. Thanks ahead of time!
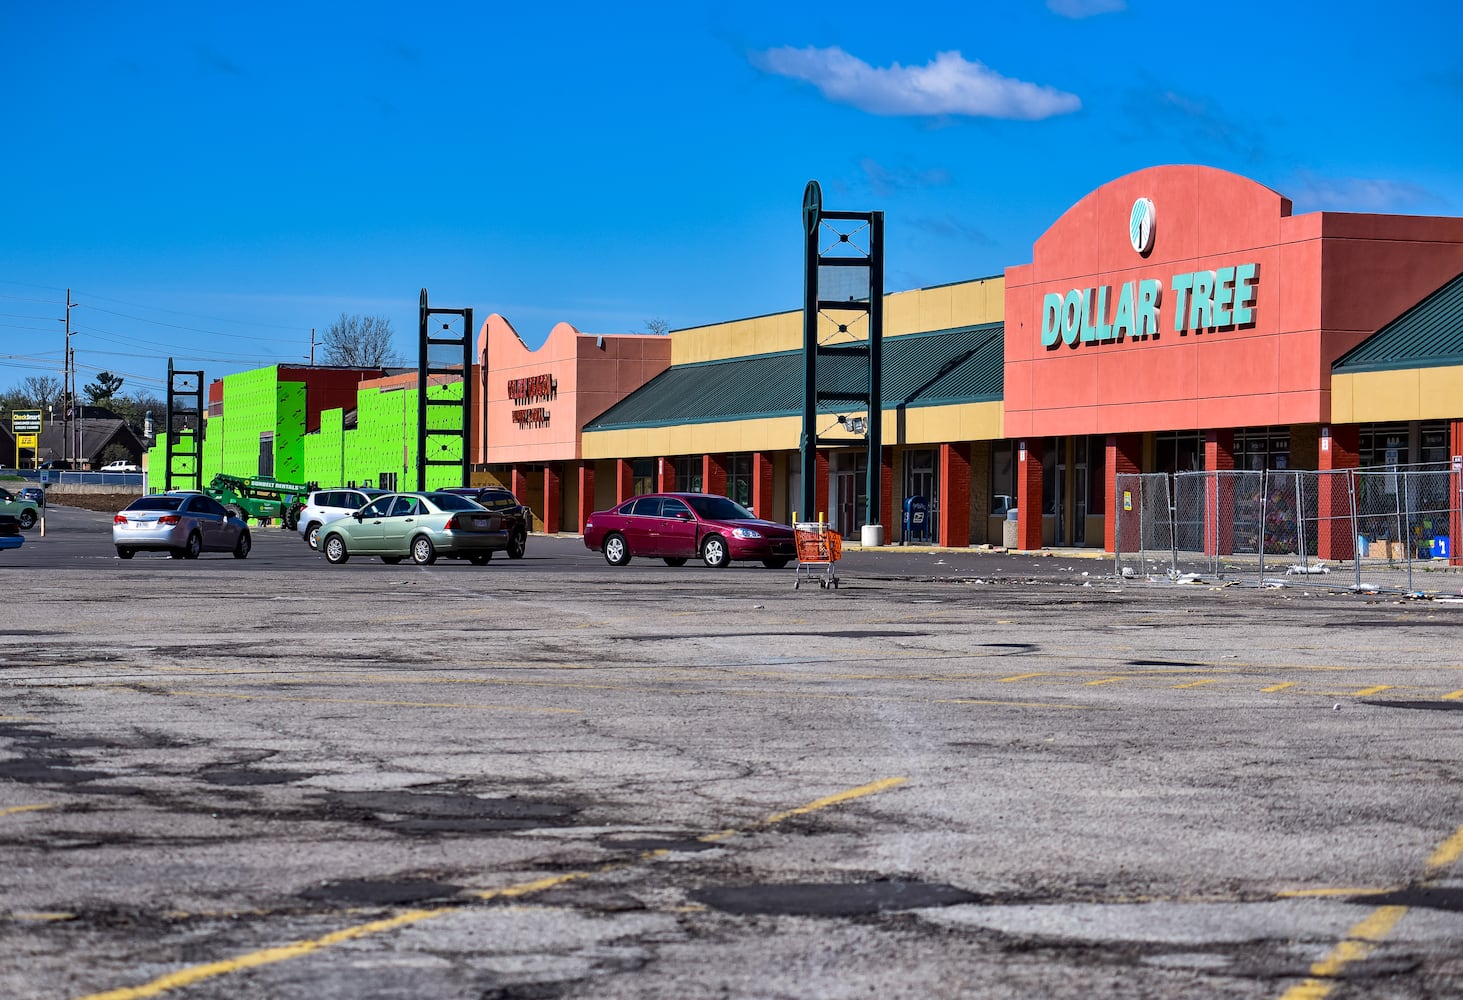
[1115,465,1463,596]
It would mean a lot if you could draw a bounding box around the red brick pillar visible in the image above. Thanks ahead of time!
[1316,425,1359,561]
[939,442,971,548]
[576,462,595,533]
[656,456,675,493]
[1204,429,1236,556]
[752,452,774,518]
[880,446,895,535]
[543,464,561,535]
[615,459,634,504]
[1450,420,1462,567]
[1105,434,1142,554]
[703,453,728,498]
[511,466,529,504]
[1016,439,1044,551]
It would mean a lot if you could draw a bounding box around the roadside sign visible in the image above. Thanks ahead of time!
[17,433,37,449]
[11,409,42,433]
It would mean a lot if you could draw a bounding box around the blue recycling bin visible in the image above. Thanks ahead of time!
[903,495,931,545]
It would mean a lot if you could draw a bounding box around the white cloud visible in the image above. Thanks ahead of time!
[1288,173,1435,213]
[1047,0,1126,17]
[752,47,1080,121]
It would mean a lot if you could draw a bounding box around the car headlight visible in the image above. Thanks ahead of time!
[731,527,762,539]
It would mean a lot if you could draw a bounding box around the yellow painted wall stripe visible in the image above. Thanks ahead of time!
[73,777,906,1000]
[0,804,53,818]
[1277,905,1407,1000]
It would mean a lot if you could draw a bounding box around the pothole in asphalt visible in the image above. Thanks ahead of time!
[1357,887,1463,912]
[199,768,313,786]
[299,877,463,905]
[325,790,582,834]
[1361,700,1463,713]
[603,837,720,855]
[0,757,108,784]
[690,880,980,916]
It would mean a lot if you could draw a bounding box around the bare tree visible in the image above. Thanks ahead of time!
[20,375,61,410]
[643,318,670,336]
[321,313,401,367]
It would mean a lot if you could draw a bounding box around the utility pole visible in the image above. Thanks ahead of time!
[62,288,78,464]
[309,327,320,365]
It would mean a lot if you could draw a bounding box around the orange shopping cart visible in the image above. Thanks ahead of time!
[793,522,842,589]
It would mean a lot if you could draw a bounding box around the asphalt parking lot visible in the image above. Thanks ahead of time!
[4,504,1463,999]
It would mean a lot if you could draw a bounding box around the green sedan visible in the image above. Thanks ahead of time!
[0,487,41,529]
[319,491,512,566]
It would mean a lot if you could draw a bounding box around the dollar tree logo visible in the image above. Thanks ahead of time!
[1129,197,1156,256]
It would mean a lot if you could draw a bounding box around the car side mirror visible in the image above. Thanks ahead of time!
[353,512,364,521]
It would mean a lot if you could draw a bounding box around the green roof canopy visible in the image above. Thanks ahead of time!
[1333,271,1463,374]
[585,323,1003,431]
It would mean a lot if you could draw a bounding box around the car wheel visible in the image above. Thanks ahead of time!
[225,504,246,523]
[603,532,631,566]
[381,556,403,564]
[306,522,322,550]
[323,534,349,564]
[18,510,36,529]
[233,530,251,559]
[184,532,202,560]
[285,502,303,530]
[508,528,527,559]
[412,535,437,565]
[663,557,687,567]
[761,558,789,569]
[468,552,492,565]
[702,535,730,568]
[116,547,134,559]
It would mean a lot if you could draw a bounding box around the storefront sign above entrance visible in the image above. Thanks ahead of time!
[1040,263,1258,350]
[507,373,555,403]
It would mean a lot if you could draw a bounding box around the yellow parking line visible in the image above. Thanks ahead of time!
[997,673,1047,682]
[155,689,580,715]
[1442,689,1463,701]
[1174,679,1219,689]
[72,777,907,1000]
[1277,905,1407,1000]
[1351,685,1394,697]
[936,698,1094,710]
[1262,682,1297,693]
[1085,678,1123,686]
[0,804,52,819]
[1425,822,1463,876]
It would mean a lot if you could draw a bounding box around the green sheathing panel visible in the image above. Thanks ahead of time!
[336,380,464,490]
[147,431,201,492]
[304,408,346,488]
[274,381,306,482]
[218,367,280,477]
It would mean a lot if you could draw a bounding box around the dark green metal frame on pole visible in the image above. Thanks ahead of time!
[416,288,474,491]
[800,180,884,528]
[164,357,204,493]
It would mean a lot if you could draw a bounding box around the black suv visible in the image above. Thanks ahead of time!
[441,487,530,559]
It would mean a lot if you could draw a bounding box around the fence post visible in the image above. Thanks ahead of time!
[1349,469,1361,591]
[1258,472,1268,583]
[1294,471,1307,573]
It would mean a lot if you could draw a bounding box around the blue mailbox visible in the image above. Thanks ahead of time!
[903,495,931,544]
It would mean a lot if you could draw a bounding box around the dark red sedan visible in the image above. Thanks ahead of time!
[583,492,797,568]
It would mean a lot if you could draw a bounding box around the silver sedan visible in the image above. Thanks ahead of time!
[113,493,252,560]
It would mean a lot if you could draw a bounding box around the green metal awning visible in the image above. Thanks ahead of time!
[1333,271,1463,373]
[584,323,1004,431]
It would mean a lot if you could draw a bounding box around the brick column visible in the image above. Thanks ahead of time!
[576,462,596,533]
[1315,425,1359,561]
[1016,439,1044,551]
[510,466,529,506]
[615,458,634,504]
[880,446,895,536]
[752,452,774,518]
[1105,434,1141,554]
[938,442,971,548]
[656,456,675,493]
[543,464,561,535]
[703,453,728,498]
[1204,429,1236,556]
[1450,420,1462,567]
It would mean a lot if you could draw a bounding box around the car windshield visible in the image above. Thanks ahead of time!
[474,491,517,510]
[426,492,485,512]
[126,496,184,512]
[685,495,755,521]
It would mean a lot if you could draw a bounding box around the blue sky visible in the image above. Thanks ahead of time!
[3,1,1461,396]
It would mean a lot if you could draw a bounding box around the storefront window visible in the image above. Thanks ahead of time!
[989,442,1014,516]
[1420,422,1449,466]
[727,454,753,507]
[1236,427,1290,471]
[1155,431,1204,475]
[632,458,655,496]
[1359,423,1409,468]
[673,456,702,492]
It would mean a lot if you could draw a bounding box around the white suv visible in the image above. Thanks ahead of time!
[297,488,387,549]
